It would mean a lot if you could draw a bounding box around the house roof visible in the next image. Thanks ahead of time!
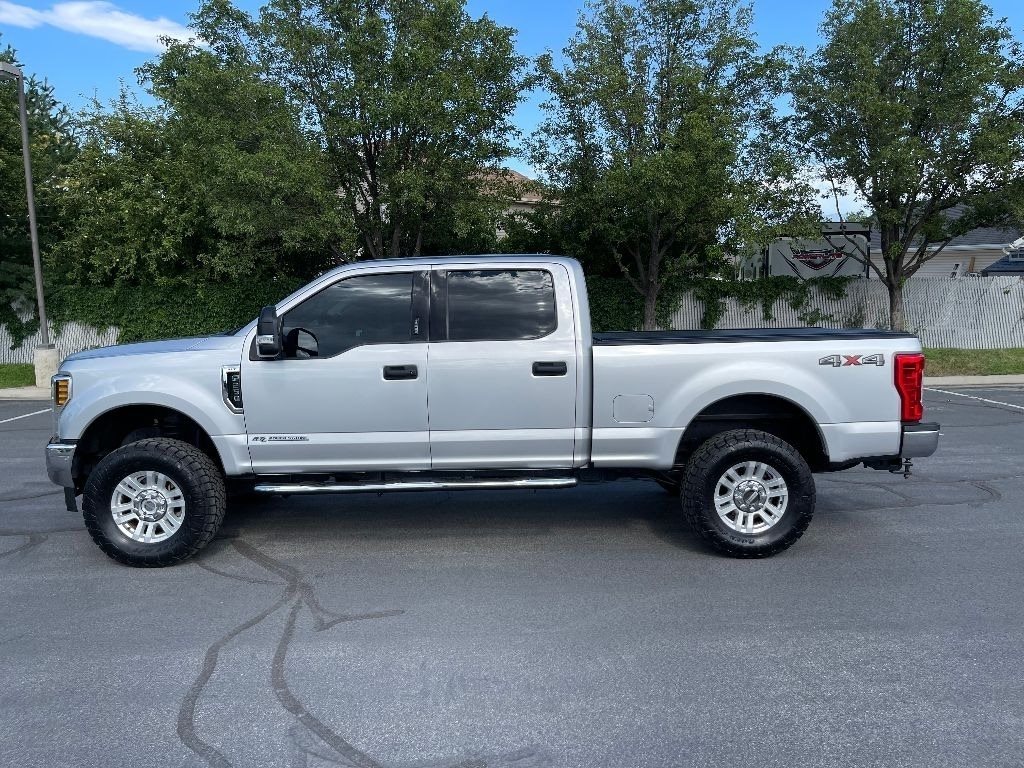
[980,255,1024,275]
[866,204,1023,252]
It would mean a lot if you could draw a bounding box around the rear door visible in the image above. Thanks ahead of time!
[427,264,578,468]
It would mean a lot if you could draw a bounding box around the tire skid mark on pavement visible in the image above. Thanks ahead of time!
[0,490,63,503]
[178,539,401,768]
[182,540,550,768]
[0,525,83,561]
[817,475,1005,513]
[0,533,46,560]
[968,481,1004,505]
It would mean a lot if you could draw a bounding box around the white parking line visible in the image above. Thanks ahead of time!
[0,407,52,425]
[925,387,1024,411]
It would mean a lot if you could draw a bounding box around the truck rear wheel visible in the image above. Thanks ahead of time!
[680,429,815,558]
[82,438,226,567]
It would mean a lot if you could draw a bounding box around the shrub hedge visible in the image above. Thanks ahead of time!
[4,273,853,347]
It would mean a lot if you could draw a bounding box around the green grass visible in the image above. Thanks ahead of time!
[0,363,35,388]
[924,348,1024,377]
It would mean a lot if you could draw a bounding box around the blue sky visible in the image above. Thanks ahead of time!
[3,0,1024,150]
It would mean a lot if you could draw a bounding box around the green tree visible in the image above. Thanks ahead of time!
[193,0,529,259]
[56,38,352,288]
[790,0,1024,330]
[0,36,76,345]
[532,0,816,330]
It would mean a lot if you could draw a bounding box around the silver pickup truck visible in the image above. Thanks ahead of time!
[45,255,938,566]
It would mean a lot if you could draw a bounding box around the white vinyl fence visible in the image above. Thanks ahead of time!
[2,275,1023,362]
[0,317,118,365]
[669,276,1024,349]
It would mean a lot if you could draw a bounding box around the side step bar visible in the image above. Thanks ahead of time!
[253,477,577,494]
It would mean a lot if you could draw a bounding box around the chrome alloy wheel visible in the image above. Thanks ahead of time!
[110,471,186,544]
[713,460,789,534]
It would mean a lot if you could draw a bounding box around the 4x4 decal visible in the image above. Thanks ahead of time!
[818,354,885,367]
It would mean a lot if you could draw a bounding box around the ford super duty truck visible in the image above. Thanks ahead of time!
[44,255,939,567]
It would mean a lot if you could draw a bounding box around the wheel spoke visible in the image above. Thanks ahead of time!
[159,515,181,535]
[113,510,139,526]
[714,460,790,534]
[114,478,141,499]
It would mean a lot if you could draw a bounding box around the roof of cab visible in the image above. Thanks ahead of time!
[317,253,582,281]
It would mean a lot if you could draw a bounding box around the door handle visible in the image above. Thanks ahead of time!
[532,361,567,377]
[383,365,418,380]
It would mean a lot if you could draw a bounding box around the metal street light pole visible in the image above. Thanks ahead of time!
[1,60,55,386]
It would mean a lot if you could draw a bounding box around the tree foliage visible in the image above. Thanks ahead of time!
[532,0,819,330]
[191,0,529,259]
[790,0,1024,329]
[55,39,352,288]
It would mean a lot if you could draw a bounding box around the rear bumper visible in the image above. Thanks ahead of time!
[900,422,940,458]
[45,437,76,488]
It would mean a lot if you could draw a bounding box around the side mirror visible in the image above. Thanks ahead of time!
[284,327,319,359]
[256,306,282,359]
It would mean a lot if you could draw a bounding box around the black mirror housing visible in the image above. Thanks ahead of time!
[256,306,282,359]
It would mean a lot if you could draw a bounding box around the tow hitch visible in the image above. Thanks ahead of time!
[864,457,913,478]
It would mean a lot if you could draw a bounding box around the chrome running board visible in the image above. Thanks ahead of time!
[253,477,577,494]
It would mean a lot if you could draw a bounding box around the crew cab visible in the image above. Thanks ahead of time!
[45,255,939,566]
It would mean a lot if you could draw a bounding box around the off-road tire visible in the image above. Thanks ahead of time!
[680,429,815,558]
[82,438,226,567]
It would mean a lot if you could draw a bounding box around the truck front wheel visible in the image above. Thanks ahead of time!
[82,438,227,567]
[680,429,815,558]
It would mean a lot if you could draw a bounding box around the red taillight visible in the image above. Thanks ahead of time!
[894,352,925,423]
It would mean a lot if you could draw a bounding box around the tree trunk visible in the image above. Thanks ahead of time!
[879,222,906,331]
[642,285,658,331]
[887,280,905,331]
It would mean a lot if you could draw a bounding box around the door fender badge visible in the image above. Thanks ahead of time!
[818,354,885,367]
[250,435,310,443]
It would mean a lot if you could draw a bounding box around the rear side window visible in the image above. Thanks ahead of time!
[282,272,414,357]
[446,270,556,341]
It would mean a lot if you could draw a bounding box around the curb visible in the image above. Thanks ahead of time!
[924,374,1024,387]
[0,386,50,400]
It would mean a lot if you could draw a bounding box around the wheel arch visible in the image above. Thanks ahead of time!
[72,403,226,491]
[673,393,829,471]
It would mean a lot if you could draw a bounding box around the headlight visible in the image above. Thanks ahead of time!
[51,374,72,407]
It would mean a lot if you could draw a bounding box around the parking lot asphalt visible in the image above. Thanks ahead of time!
[1,389,1022,768]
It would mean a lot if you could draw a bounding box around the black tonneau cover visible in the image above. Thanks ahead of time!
[593,327,916,345]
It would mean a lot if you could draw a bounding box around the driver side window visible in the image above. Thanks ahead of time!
[281,272,415,358]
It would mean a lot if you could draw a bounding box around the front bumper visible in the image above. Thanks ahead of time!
[900,422,940,458]
[45,438,76,488]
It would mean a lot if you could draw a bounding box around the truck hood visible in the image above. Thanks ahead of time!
[63,334,242,363]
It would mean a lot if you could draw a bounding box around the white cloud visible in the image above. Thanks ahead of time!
[0,1,194,53]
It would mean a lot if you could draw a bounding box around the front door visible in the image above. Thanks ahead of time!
[241,270,430,474]
[427,265,579,469]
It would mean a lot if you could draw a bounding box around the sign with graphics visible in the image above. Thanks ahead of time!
[767,224,871,280]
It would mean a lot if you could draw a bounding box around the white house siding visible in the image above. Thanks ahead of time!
[894,247,1004,278]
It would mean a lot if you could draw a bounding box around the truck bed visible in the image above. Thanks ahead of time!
[593,327,917,345]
